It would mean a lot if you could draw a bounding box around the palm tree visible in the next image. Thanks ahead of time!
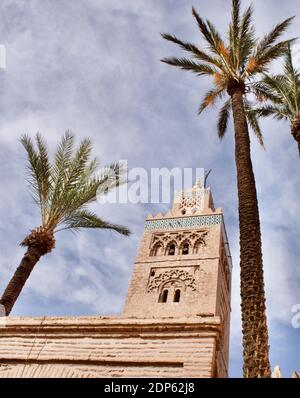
[252,45,300,157]
[161,0,294,378]
[0,132,130,316]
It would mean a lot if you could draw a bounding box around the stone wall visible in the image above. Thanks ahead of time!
[0,315,221,378]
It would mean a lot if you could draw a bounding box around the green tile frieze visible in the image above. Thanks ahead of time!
[145,214,222,231]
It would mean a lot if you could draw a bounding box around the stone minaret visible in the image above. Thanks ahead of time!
[123,181,232,377]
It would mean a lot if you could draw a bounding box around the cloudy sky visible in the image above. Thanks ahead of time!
[0,0,299,378]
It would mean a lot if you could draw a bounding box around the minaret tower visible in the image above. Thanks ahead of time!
[123,180,232,377]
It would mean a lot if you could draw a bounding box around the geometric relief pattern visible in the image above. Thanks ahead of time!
[145,215,222,231]
[147,269,197,293]
[179,190,203,214]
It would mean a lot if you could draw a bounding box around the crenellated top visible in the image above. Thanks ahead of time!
[146,183,222,222]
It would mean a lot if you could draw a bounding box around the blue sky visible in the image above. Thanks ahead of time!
[0,0,299,378]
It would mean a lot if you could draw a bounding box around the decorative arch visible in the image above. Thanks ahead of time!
[193,236,207,254]
[147,269,196,293]
[150,241,164,257]
[160,278,186,293]
[179,239,191,255]
[165,241,177,256]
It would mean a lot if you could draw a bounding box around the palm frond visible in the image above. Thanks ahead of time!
[248,39,296,76]
[284,45,300,113]
[161,33,222,69]
[59,209,130,236]
[47,131,75,227]
[191,6,232,73]
[229,0,241,55]
[245,104,265,148]
[238,6,255,70]
[255,17,295,55]
[217,99,231,139]
[51,131,74,194]
[239,4,253,42]
[161,57,217,76]
[206,20,237,78]
[261,73,295,111]
[251,81,283,105]
[35,133,52,222]
[256,104,290,121]
[206,20,225,54]
[53,131,74,179]
[192,7,216,50]
[54,161,127,227]
[65,137,92,189]
[198,88,225,114]
[21,134,52,222]
[284,45,296,79]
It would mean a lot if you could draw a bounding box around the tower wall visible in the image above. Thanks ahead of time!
[123,224,222,318]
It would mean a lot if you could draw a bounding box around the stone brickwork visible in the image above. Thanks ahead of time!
[0,182,232,378]
[0,316,221,378]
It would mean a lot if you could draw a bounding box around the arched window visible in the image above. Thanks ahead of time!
[151,243,164,256]
[182,242,189,255]
[193,238,205,254]
[167,243,176,256]
[174,289,181,302]
[159,289,168,303]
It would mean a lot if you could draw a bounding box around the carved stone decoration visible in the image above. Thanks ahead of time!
[150,230,208,256]
[147,269,197,293]
[179,193,203,215]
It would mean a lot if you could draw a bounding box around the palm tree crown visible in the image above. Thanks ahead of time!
[161,0,294,144]
[253,45,300,157]
[21,131,130,243]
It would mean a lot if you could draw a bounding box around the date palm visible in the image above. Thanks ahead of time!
[0,132,130,316]
[252,45,300,157]
[161,0,294,378]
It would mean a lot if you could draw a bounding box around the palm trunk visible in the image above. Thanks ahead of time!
[230,86,271,378]
[0,247,42,316]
